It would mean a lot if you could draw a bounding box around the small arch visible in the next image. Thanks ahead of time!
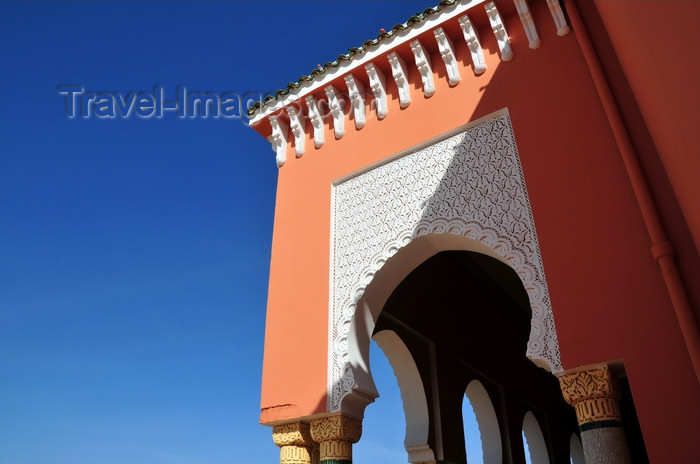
[353,339,406,464]
[371,329,435,463]
[464,380,502,464]
[344,235,515,416]
[463,397,482,463]
[569,433,585,464]
[522,411,550,464]
[346,234,538,409]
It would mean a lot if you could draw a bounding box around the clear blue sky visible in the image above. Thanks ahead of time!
[0,2,455,463]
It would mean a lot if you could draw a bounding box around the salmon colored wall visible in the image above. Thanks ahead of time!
[592,0,700,256]
[258,1,700,458]
[573,1,700,326]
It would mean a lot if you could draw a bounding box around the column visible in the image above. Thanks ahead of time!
[558,364,632,464]
[310,415,362,464]
[272,422,318,464]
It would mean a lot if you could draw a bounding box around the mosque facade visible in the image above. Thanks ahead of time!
[249,1,700,462]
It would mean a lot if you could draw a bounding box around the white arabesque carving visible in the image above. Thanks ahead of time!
[459,14,487,75]
[410,40,436,97]
[344,74,366,129]
[485,2,513,61]
[388,52,412,108]
[325,85,345,139]
[514,0,541,49]
[329,110,561,412]
[305,95,325,149]
[365,63,388,120]
[546,0,570,36]
[286,105,306,157]
[434,27,461,86]
[268,114,288,167]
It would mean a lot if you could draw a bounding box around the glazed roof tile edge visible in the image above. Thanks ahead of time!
[248,0,485,123]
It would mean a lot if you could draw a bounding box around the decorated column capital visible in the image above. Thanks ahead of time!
[558,364,621,425]
[310,415,362,463]
[310,415,362,443]
[273,422,313,447]
[558,364,632,463]
[273,422,316,464]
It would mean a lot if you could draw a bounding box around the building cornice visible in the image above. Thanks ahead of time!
[252,0,569,166]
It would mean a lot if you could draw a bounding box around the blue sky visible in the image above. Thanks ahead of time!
[0,1,448,463]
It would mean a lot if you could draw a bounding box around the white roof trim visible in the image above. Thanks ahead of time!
[249,0,490,125]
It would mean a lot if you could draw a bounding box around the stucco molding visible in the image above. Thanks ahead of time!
[329,110,562,413]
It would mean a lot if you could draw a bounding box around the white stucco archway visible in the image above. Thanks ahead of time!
[330,109,562,415]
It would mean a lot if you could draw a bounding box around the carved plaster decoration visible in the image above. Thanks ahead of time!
[409,40,436,97]
[278,446,313,464]
[559,365,622,425]
[485,2,514,61]
[310,416,362,461]
[513,0,541,49]
[325,85,345,139]
[272,422,314,447]
[364,63,388,120]
[546,0,570,36]
[387,52,411,108]
[344,74,366,130]
[434,27,461,86]
[286,105,306,157]
[330,110,561,412]
[458,14,487,75]
[305,95,325,149]
[268,114,288,167]
[272,422,315,464]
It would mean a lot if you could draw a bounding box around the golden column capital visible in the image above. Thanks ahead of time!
[272,422,316,464]
[558,364,622,425]
[310,415,362,462]
[310,415,362,443]
[273,422,313,447]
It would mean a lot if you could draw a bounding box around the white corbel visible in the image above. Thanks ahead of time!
[388,52,411,108]
[324,85,345,139]
[434,27,461,86]
[344,73,366,129]
[268,114,288,167]
[410,39,435,97]
[304,95,324,149]
[286,105,306,157]
[458,15,487,75]
[546,0,570,36]
[513,0,541,49]
[364,63,388,119]
[485,2,514,62]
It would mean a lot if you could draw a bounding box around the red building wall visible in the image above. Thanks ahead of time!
[255,1,700,460]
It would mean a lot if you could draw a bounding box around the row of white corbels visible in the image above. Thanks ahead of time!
[269,0,569,167]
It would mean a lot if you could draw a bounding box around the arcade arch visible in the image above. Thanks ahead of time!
[350,244,578,463]
[522,411,550,464]
[464,379,502,464]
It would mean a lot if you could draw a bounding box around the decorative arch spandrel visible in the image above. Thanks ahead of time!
[330,109,561,413]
